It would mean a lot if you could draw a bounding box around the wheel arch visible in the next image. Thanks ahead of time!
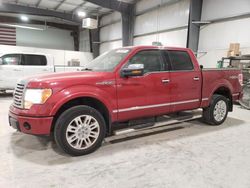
[51,96,112,136]
[212,86,233,111]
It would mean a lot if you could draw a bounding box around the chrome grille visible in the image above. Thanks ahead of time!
[13,83,25,108]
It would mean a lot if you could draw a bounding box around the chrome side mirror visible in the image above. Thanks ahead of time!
[121,64,144,77]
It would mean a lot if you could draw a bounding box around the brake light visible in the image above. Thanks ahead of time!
[238,73,243,86]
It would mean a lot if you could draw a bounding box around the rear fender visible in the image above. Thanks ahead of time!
[203,79,233,109]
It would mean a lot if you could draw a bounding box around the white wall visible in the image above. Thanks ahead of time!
[79,29,91,52]
[100,40,122,54]
[134,0,189,46]
[134,29,188,47]
[100,12,121,26]
[198,0,250,68]
[16,25,74,51]
[201,0,250,21]
[99,12,122,54]
[99,0,189,54]
[0,45,93,66]
[100,22,122,42]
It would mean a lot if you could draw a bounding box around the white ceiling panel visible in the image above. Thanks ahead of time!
[84,2,100,9]
[39,0,60,9]
[65,0,84,5]
[18,0,39,6]
[58,3,77,12]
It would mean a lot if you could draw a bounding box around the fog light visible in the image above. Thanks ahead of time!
[23,122,31,130]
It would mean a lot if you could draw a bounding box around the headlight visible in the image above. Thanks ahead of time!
[24,89,52,109]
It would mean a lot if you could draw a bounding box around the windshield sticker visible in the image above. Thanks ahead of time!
[116,49,129,53]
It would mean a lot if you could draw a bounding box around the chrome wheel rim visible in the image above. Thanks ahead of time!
[213,100,227,122]
[66,115,100,150]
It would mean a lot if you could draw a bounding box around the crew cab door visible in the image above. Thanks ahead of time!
[21,54,53,77]
[0,54,23,89]
[165,50,202,112]
[116,49,171,121]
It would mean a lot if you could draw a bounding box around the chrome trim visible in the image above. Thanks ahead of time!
[193,77,200,81]
[113,99,200,113]
[203,68,240,71]
[162,79,170,83]
[232,93,239,96]
[229,75,238,80]
[202,98,209,101]
[13,79,28,109]
[96,80,115,86]
[13,84,25,108]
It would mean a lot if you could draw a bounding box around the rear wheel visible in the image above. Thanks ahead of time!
[202,94,229,125]
[54,105,106,156]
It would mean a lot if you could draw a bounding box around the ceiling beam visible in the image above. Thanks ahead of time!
[36,0,43,7]
[72,1,87,13]
[85,0,132,13]
[0,3,80,24]
[54,0,66,10]
[0,15,79,31]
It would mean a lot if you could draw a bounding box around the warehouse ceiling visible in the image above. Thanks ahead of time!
[0,0,137,29]
[4,0,112,15]
[2,0,137,16]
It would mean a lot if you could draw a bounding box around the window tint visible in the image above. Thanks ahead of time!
[127,50,165,73]
[168,51,193,71]
[22,55,47,66]
[0,54,21,65]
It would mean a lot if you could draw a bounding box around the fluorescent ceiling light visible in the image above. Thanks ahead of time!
[0,23,45,31]
[20,15,29,22]
[77,11,86,17]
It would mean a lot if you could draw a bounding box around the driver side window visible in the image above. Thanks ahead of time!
[127,50,165,73]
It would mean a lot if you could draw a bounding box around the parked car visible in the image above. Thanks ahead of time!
[0,53,84,92]
[8,46,243,156]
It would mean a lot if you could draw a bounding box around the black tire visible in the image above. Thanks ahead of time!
[54,105,106,156]
[202,94,229,125]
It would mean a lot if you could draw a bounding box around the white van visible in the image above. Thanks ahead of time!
[0,53,85,92]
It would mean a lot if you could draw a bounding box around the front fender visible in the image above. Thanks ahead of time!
[48,85,117,120]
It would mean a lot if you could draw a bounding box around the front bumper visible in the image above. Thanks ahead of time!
[9,111,53,135]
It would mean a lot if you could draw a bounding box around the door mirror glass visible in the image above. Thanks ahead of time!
[0,58,2,65]
[121,64,144,77]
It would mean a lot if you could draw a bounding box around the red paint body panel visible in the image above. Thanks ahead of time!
[8,46,243,135]
[9,111,53,135]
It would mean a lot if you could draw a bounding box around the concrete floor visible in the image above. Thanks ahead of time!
[0,94,250,188]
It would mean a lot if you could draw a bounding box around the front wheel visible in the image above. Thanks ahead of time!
[54,105,106,156]
[202,94,229,125]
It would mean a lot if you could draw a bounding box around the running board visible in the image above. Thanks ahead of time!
[106,110,202,142]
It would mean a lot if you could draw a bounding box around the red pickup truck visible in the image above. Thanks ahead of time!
[9,46,243,156]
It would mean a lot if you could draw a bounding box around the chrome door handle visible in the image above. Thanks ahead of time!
[162,79,170,84]
[193,77,200,81]
[13,69,21,71]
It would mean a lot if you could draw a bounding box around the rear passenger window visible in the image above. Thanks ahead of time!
[22,55,47,66]
[168,51,193,71]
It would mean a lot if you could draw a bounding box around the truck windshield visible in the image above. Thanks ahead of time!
[84,48,131,72]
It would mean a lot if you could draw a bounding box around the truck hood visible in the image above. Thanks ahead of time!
[23,71,114,90]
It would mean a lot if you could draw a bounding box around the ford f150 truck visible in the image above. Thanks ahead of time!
[9,46,243,156]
